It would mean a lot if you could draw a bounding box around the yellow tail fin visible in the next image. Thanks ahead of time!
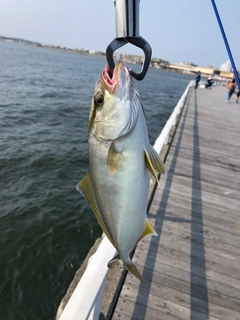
[108,255,145,283]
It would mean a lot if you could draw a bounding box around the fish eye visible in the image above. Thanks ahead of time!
[95,94,104,106]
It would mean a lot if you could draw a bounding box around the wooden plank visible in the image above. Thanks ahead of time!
[154,179,240,210]
[155,224,240,257]
[115,284,221,320]
[162,219,240,248]
[138,236,240,272]
[164,163,240,196]
[135,240,240,280]
[110,86,240,320]
[150,199,240,230]
[124,277,240,320]
[131,256,240,302]
[127,264,240,313]
[113,299,180,320]
[149,229,240,263]
[165,158,240,185]
[113,299,182,320]
[151,204,240,238]
[132,249,240,290]
[139,239,239,272]
[152,189,240,226]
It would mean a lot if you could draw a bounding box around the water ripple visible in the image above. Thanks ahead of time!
[0,39,191,320]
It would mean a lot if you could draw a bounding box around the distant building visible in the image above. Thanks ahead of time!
[220,60,232,72]
[113,52,122,60]
[180,62,198,67]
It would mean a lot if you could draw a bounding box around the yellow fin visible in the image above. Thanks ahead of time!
[144,146,166,182]
[131,219,157,252]
[140,219,157,240]
[107,143,121,175]
[125,261,145,283]
[136,219,157,246]
[76,174,115,247]
[108,255,145,283]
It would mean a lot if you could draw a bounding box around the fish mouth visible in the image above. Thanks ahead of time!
[102,62,131,94]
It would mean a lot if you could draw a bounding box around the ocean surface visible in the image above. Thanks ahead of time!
[0,40,191,320]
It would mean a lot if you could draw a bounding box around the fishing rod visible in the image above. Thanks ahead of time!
[106,0,152,80]
[210,0,240,88]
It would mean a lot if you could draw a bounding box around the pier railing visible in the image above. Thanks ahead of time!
[153,80,194,153]
[56,80,195,320]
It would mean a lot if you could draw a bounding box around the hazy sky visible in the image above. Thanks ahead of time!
[0,0,239,69]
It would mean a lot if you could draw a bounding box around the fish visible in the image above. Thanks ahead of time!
[76,61,166,282]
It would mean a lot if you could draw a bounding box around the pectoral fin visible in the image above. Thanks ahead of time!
[76,174,115,247]
[107,143,121,175]
[144,146,166,182]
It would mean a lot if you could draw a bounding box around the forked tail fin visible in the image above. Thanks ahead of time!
[108,254,145,283]
[125,261,145,283]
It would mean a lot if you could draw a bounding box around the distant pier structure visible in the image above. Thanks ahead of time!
[1,35,238,79]
[57,82,240,320]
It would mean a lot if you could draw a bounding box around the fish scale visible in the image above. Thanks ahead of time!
[77,61,166,282]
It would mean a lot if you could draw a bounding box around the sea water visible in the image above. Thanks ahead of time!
[0,40,191,320]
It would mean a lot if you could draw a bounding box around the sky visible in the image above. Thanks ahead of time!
[0,0,239,69]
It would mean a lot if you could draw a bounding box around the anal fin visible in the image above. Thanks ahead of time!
[136,219,157,246]
[131,219,157,252]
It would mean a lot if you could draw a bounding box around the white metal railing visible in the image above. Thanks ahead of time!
[56,80,194,320]
[199,79,226,87]
[153,80,194,153]
[57,235,116,320]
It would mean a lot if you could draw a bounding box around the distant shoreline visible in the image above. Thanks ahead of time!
[0,35,231,80]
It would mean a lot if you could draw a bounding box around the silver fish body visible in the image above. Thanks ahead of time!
[77,62,165,282]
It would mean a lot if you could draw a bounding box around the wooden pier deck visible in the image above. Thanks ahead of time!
[111,86,240,320]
